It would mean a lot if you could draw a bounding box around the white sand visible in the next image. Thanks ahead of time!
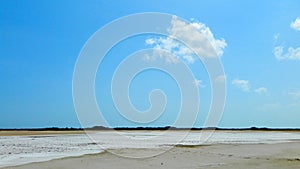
[3,142,300,169]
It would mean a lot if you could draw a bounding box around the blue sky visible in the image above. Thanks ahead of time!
[1,0,300,128]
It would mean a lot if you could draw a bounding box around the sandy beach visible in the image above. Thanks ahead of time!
[3,142,300,169]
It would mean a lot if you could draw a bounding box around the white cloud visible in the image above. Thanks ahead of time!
[232,79,250,92]
[144,37,192,64]
[142,50,180,64]
[182,54,196,64]
[291,18,300,31]
[254,87,268,94]
[273,46,300,61]
[288,90,300,98]
[193,79,205,88]
[169,16,227,58]
[232,79,269,95]
[145,16,227,64]
[145,38,155,45]
[215,75,226,83]
[274,33,280,40]
[273,33,280,43]
[273,18,300,61]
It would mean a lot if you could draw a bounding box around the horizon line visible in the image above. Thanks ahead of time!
[1,126,300,131]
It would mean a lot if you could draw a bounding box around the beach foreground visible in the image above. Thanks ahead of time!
[4,142,300,169]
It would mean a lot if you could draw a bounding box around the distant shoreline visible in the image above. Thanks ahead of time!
[2,127,300,136]
[1,126,300,131]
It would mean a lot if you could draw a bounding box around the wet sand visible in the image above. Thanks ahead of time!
[3,142,300,169]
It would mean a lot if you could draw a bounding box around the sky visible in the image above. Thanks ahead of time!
[1,0,300,128]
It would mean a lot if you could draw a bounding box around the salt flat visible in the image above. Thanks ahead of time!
[1,131,300,168]
[3,142,300,169]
